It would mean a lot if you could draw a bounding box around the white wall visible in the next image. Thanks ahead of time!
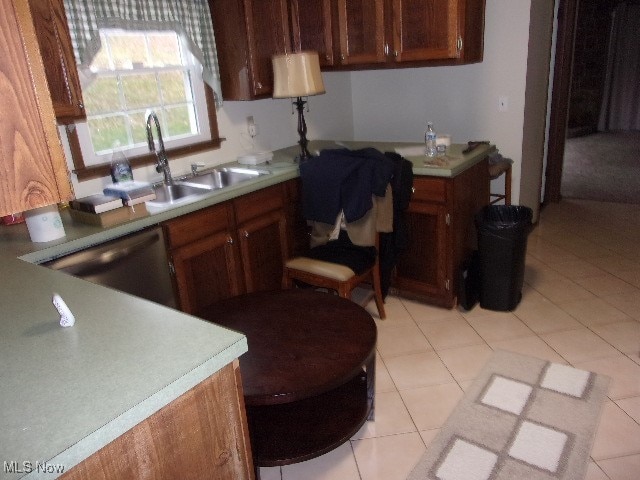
[68,71,354,198]
[350,0,532,203]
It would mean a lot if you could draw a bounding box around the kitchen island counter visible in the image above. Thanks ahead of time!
[0,256,247,479]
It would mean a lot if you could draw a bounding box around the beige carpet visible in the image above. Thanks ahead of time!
[562,131,640,204]
[407,350,609,480]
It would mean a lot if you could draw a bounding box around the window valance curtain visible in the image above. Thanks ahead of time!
[62,0,222,106]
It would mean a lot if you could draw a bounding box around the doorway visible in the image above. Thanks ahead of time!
[544,0,639,205]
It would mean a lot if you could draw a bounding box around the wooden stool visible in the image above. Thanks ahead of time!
[488,160,512,205]
[283,256,386,319]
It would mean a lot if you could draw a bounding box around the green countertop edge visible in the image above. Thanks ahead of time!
[0,140,492,479]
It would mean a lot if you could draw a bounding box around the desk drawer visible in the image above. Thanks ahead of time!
[412,177,447,204]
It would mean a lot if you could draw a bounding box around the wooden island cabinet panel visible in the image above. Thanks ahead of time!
[62,361,254,480]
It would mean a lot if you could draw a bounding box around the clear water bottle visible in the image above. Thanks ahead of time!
[110,148,133,183]
[425,122,437,158]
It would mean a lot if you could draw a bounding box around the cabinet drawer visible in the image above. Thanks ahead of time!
[163,202,234,249]
[411,177,447,204]
[233,184,284,225]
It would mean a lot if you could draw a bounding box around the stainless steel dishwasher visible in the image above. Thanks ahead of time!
[44,226,177,308]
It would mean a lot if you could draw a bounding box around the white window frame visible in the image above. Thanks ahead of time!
[75,28,211,167]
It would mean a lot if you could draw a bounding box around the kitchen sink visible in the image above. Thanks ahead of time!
[151,184,209,205]
[144,167,270,214]
[180,167,268,190]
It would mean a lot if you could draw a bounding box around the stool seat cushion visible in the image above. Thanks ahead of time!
[488,160,512,180]
[286,257,355,281]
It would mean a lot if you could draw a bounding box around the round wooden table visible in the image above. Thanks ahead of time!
[199,289,377,469]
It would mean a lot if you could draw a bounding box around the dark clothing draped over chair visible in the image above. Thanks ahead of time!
[298,148,413,298]
[300,147,394,224]
[379,152,414,297]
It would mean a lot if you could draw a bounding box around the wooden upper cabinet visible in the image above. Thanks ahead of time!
[392,0,460,62]
[28,0,85,122]
[210,0,291,100]
[332,0,484,68]
[290,0,334,67]
[0,0,73,217]
[336,0,386,65]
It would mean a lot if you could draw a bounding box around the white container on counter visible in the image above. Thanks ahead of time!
[24,204,66,242]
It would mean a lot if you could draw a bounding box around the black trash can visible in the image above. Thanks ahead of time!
[475,205,533,311]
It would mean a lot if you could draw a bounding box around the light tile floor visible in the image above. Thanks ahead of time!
[260,199,640,480]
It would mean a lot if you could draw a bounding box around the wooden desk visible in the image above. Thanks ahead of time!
[200,289,377,469]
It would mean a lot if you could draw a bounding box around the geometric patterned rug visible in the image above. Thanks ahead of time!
[407,350,610,480]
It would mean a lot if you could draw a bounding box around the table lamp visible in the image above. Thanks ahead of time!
[272,52,325,162]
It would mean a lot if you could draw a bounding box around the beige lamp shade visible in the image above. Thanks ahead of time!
[272,52,326,98]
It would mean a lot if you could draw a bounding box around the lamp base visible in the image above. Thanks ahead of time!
[294,97,312,161]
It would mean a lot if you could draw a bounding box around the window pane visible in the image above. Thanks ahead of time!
[129,111,149,145]
[122,73,160,109]
[84,77,121,114]
[148,33,181,66]
[159,71,189,104]
[109,33,148,69]
[165,105,196,137]
[88,115,129,152]
[91,32,111,71]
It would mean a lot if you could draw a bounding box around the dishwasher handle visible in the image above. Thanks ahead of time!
[47,230,162,276]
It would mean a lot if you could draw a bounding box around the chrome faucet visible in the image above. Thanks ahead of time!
[146,111,173,185]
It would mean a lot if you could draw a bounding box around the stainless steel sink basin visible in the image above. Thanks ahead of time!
[151,184,208,205]
[180,167,268,190]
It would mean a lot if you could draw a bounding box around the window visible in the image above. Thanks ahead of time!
[75,29,211,166]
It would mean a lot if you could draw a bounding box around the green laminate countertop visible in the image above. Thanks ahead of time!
[0,140,491,479]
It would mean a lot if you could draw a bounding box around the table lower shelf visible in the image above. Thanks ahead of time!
[246,370,372,467]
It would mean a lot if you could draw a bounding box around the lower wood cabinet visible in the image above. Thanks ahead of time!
[162,184,289,316]
[394,158,489,307]
[61,361,254,480]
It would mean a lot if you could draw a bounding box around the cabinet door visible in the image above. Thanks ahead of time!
[163,203,244,315]
[237,210,288,293]
[170,231,244,316]
[336,0,386,65]
[244,0,291,96]
[28,0,85,121]
[290,0,334,66]
[210,0,290,99]
[391,0,460,62]
[1,0,73,217]
[394,201,451,305]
